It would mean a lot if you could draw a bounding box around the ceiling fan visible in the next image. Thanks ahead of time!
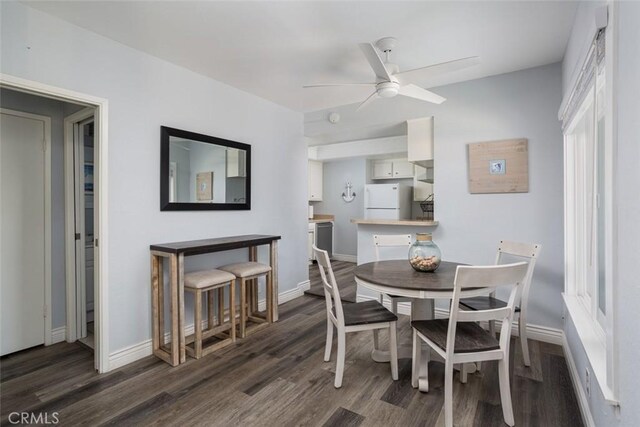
[304,37,479,111]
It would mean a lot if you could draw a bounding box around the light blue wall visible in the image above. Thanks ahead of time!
[313,157,367,256]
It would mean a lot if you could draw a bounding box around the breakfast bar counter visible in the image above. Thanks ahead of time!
[150,234,281,366]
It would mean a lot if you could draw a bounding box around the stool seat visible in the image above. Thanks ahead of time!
[219,262,271,278]
[185,269,236,289]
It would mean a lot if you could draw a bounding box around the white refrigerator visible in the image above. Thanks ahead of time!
[364,183,412,220]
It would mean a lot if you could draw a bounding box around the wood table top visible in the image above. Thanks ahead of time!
[150,234,281,256]
[354,260,469,292]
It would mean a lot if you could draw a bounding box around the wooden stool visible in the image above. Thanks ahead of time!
[219,262,273,338]
[184,269,236,359]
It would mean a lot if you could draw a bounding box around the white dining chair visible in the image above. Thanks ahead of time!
[411,262,529,427]
[459,240,542,367]
[373,234,413,315]
[313,245,399,388]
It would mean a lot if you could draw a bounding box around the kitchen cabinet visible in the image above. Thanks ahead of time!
[308,160,323,201]
[372,159,414,180]
[407,117,434,168]
[226,149,246,178]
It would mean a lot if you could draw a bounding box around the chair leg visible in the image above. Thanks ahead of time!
[460,363,468,384]
[324,319,333,362]
[520,314,531,367]
[391,298,398,315]
[335,328,346,388]
[389,322,398,381]
[489,319,496,337]
[444,358,454,427]
[207,290,214,329]
[378,293,384,305]
[372,329,380,351]
[229,280,236,342]
[239,278,247,338]
[194,290,202,359]
[411,329,421,389]
[498,358,515,426]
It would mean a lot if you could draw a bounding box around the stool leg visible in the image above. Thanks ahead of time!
[240,278,247,338]
[217,288,224,326]
[194,289,203,359]
[251,279,259,315]
[267,271,274,323]
[207,290,214,330]
[230,280,236,341]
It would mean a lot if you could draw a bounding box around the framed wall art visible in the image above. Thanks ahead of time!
[467,138,529,194]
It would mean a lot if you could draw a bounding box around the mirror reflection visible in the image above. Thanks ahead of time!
[168,137,247,204]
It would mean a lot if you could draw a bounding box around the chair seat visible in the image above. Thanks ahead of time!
[184,269,236,289]
[459,296,521,313]
[333,300,398,326]
[219,261,271,278]
[411,319,500,353]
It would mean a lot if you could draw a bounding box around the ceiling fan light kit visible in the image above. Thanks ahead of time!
[304,37,479,111]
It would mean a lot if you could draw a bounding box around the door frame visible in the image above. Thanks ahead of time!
[0,73,110,373]
[0,108,52,348]
[63,108,94,344]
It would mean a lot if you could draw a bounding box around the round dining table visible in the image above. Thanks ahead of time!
[354,260,489,392]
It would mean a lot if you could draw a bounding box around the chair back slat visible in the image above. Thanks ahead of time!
[373,234,412,261]
[446,262,528,356]
[312,246,344,325]
[495,240,542,309]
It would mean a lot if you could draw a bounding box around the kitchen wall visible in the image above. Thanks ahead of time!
[0,88,85,330]
[313,157,367,257]
[307,62,565,331]
[1,2,307,364]
[561,1,640,426]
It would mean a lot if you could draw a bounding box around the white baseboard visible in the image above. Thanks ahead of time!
[332,253,357,263]
[108,280,311,371]
[562,333,596,427]
[51,326,66,344]
[356,294,563,346]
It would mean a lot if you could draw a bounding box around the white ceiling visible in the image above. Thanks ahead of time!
[25,1,577,113]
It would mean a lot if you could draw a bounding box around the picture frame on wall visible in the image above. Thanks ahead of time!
[467,138,529,194]
[196,171,214,201]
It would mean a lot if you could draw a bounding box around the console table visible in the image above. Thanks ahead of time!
[150,234,281,366]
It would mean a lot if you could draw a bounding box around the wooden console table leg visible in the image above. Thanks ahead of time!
[157,257,164,347]
[151,254,160,353]
[169,254,180,366]
[178,253,186,364]
[270,240,279,322]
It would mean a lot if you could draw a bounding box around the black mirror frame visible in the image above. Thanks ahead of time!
[160,126,251,211]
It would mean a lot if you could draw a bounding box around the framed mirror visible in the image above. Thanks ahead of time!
[160,126,251,211]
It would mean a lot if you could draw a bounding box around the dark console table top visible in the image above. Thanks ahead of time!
[150,234,281,256]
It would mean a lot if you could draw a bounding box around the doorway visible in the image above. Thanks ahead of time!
[1,74,109,373]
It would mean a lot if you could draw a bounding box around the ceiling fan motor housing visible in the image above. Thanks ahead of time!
[376,80,399,98]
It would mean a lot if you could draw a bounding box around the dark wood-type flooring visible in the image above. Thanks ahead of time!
[1,263,583,426]
[305,260,357,303]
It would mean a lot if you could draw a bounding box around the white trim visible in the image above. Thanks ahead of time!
[51,326,67,344]
[0,108,52,347]
[1,73,110,373]
[331,253,357,263]
[109,280,311,370]
[357,293,564,345]
[64,107,95,343]
[562,332,597,427]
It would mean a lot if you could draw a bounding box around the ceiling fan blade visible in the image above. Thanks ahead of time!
[398,84,446,104]
[356,92,378,112]
[303,83,376,88]
[359,43,393,81]
[396,56,480,84]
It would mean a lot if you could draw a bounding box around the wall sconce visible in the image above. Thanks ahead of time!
[342,181,356,203]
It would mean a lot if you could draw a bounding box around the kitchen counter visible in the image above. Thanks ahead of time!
[309,214,335,223]
[351,218,438,227]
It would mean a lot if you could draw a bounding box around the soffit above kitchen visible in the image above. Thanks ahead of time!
[25,1,577,113]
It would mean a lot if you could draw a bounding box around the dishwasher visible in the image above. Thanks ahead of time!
[315,222,333,259]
